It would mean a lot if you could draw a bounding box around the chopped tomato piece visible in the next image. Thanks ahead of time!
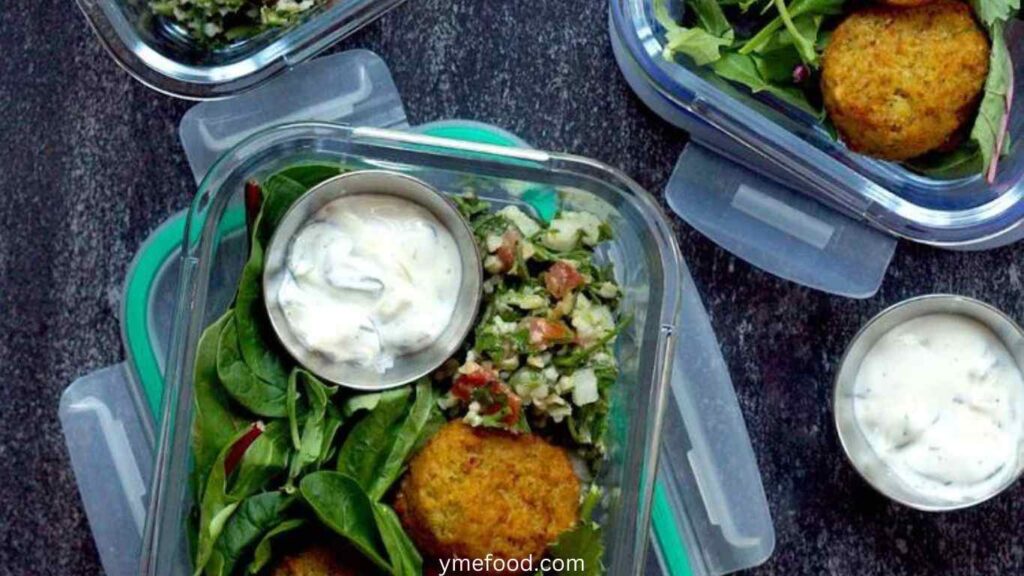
[451,368,497,401]
[451,367,522,426]
[481,382,522,426]
[526,318,574,349]
[544,260,584,299]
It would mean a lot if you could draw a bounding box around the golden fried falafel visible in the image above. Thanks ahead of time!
[394,422,579,575]
[821,0,990,161]
[271,544,368,576]
[876,0,936,7]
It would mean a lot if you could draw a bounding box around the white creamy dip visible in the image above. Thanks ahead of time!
[277,194,462,373]
[853,314,1024,503]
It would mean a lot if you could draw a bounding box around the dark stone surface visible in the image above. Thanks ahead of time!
[2,0,1023,574]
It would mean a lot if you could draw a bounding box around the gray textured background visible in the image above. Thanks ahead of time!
[3,0,1024,574]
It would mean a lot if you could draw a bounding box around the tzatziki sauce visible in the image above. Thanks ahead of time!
[853,313,1024,503]
[277,194,462,373]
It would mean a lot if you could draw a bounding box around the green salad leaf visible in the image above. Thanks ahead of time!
[247,518,306,575]
[286,371,338,484]
[547,487,605,576]
[739,0,845,59]
[298,472,392,572]
[656,0,733,65]
[194,422,290,576]
[216,315,288,418]
[711,53,821,117]
[972,0,1021,28]
[191,311,247,499]
[204,491,294,576]
[972,21,1014,182]
[369,380,445,501]
[373,502,423,576]
[336,387,411,492]
[234,234,291,391]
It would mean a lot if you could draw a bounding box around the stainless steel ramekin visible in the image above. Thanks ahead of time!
[834,294,1024,511]
[263,170,482,390]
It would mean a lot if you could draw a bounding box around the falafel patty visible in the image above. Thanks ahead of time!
[271,545,366,576]
[395,422,579,574]
[875,0,936,8]
[821,0,990,161]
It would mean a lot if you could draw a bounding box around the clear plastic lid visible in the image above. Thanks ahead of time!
[610,1,1019,262]
[75,0,406,99]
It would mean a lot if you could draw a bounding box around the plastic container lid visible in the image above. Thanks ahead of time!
[60,50,774,576]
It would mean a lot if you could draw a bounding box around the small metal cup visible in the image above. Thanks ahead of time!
[833,294,1024,511]
[262,170,482,391]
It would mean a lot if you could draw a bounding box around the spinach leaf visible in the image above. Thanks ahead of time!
[216,315,287,418]
[319,404,344,464]
[192,311,247,499]
[336,387,412,492]
[194,421,291,575]
[255,174,309,247]
[372,503,422,576]
[205,491,293,576]
[274,164,345,192]
[711,52,821,117]
[286,370,303,450]
[971,21,1014,182]
[299,472,392,572]
[247,518,306,575]
[287,371,338,482]
[233,236,291,391]
[368,380,444,500]
[343,392,384,417]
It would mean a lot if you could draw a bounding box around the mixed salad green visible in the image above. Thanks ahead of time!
[655,0,1018,180]
[188,164,621,575]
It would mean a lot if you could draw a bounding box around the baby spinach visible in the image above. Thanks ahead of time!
[204,491,293,576]
[336,387,412,492]
[194,422,290,576]
[247,518,306,575]
[233,236,291,391]
[373,502,423,576]
[216,316,287,418]
[192,311,247,499]
[369,380,444,500]
[287,371,338,483]
[299,471,392,572]
[336,382,444,501]
[254,175,308,247]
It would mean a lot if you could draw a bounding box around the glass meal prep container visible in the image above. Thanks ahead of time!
[59,51,773,576]
[137,122,776,576]
[74,0,405,99]
[610,0,1024,298]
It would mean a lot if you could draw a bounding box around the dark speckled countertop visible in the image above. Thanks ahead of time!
[3,0,1024,574]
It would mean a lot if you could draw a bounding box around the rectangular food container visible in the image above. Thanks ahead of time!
[611,0,1024,297]
[125,120,773,576]
[74,0,405,98]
